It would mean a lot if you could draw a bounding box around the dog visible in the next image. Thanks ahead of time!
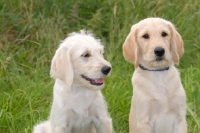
[123,18,187,133]
[33,30,113,133]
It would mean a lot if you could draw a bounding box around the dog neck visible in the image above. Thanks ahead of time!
[139,64,169,72]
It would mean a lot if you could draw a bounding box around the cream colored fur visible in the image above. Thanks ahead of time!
[123,18,187,133]
[33,30,112,133]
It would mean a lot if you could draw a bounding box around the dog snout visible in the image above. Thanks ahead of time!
[101,66,111,75]
[154,47,165,57]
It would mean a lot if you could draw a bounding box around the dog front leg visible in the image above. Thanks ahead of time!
[50,109,73,133]
[129,96,136,133]
[93,116,112,133]
[55,126,71,133]
[176,118,187,133]
[134,98,151,133]
[136,122,151,133]
[135,110,151,133]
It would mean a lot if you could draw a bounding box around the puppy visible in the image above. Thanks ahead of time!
[123,18,187,133]
[33,30,113,133]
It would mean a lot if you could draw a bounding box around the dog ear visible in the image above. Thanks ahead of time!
[123,24,139,68]
[168,23,184,65]
[51,47,74,90]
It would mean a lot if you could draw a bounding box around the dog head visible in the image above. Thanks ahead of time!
[51,30,112,91]
[123,17,184,69]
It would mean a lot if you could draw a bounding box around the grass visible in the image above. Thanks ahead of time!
[0,0,200,132]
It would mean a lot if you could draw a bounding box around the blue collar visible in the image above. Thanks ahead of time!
[139,64,169,71]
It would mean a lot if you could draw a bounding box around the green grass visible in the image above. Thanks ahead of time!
[0,0,200,132]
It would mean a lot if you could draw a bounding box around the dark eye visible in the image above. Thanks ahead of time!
[82,53,90,58]
[162,32,168,37]
[142,34,149,39]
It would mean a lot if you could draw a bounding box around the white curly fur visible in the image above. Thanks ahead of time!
[33,30,112,133]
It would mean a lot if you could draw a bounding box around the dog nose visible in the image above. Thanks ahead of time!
[154,47,165,57]
[101,66,111,75]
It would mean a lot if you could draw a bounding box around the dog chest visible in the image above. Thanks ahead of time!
[51,87,108,132]
[71,116,94,133]
[149,95,185,133]
[132,67,186,133]
[150,113,177,133]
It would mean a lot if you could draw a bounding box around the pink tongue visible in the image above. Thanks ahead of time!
[93,78,104,83]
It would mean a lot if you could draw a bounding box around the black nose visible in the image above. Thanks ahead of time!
[154,47,165,57]
[101,66,111,75]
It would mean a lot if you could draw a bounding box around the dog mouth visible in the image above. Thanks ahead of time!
[156,56,164,61]
[81,75,104,86]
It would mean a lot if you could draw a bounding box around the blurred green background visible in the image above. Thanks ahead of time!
[0,0,200,132]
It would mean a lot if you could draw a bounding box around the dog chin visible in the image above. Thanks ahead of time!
[90,84,104,91]
[147,59,170,68]
[83,82,104,91]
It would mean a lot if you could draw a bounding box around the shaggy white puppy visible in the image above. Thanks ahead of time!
[33,30,113,133]
[123,18,187,133]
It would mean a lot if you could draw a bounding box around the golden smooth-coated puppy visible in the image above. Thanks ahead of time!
[33,30,112,133]
[123,18,187,133]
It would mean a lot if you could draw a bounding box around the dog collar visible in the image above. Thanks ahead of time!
[139,64,169,71]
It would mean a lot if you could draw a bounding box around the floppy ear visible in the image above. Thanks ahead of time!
[51,47,74,89]
[168,23,184,65]
[123,24,139,68]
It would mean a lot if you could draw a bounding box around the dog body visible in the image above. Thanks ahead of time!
[123,18,187,133]
[49,79,110,133]
[130,66,186,133]
[33,30,112,133]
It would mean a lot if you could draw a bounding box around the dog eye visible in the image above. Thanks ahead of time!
[142,34,149,39]
[82,53,90,58]
[161,32,168,37]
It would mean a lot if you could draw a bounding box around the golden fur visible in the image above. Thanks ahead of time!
[123,18,187,133]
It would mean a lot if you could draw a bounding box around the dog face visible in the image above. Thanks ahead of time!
[51,30,112,91]
[123,18,184,68]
